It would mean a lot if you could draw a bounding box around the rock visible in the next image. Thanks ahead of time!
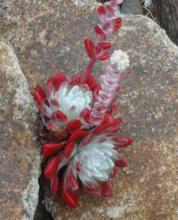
[121,0,143,15]
[0,0,178,219]
[0,41,40,220]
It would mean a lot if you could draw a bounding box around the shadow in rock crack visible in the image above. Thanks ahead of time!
[33,114,53,220]
[34,174,53,220]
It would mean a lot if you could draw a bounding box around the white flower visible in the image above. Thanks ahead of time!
[110,50,129,72]
[49,83,92,120]
[70,135,118,187]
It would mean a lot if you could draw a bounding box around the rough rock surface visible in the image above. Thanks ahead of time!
[0,41,40,220]
[121,0,142,15]
[0,0,178,219]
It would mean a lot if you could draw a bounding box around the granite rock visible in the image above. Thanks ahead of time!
[121,0,142,15]
[0,0,178,219]
[0,41,40,220]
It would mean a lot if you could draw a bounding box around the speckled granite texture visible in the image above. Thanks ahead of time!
[0,41,40,220]
[0,0,178,219]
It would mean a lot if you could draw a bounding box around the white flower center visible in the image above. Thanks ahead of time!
[71,136,118,186]
[54,83,92,120]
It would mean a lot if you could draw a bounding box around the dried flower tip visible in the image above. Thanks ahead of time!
[110,50,129,72]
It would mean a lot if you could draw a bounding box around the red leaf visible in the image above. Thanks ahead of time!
[84,185,102,196]
[106,117,122,133]
[44,155,60,179]
[97,42,112,49]
[52,111,67,122]
[95,25,105,35]
[84,74,99,91]
[68,130,88,142]
[84,39,96,59]
[69,74,81,85]
[47,120,58,131]
[67,169,79,190]
[111,166,119,178]
[113,137,133,148]
[79,134,93,148]
[115,154,128,167]
[42,143,65,158]
[80,108,91,124]
[92,113,113,134]
[61,187,79,208]
[47,72,67,90]
[66,119,81,132]
[64,142,75,158]
[50,175,60,196]
[101,182,112,196]
[33,84,47,107]
[98,50,111,61]
[97,5,106,16]
[108,103,118,116]
[112,18,122,33]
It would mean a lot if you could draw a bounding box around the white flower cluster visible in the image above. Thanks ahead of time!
[110,50,129,72]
